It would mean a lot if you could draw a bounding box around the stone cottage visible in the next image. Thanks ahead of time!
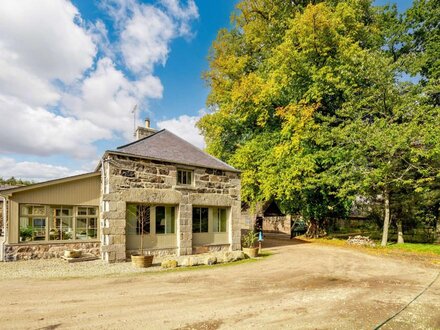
[0,123,241,262]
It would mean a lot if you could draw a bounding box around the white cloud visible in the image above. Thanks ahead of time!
[0,157,85,182]
[0,0,105,158]
[62,57,163,140]
[104,0,198,74]
[0,57,59,107]
[0,0,96,83]
[160,0,199,36]
[157,112,205,149]
[121,5,174,73]
[0,95,110,158]
[0,0,200,180]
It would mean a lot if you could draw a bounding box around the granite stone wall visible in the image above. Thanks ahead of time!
[4,241,100,261]
[101,154,241,263]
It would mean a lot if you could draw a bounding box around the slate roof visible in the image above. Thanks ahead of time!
[0,185,19,191]
[114,129,239,172]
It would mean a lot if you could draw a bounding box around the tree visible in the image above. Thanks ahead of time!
[199,0,440,243]
[200,0,385,237]
[0,177,33,186]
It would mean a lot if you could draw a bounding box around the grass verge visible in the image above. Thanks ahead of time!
[303,237,440,266]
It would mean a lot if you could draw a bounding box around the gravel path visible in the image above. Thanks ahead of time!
[0,236,439,329]
[0,258,165,280]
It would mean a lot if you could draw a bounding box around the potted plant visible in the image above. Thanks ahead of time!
[130,205,154,268]
[19,226,33,242]
[242,230,259,258]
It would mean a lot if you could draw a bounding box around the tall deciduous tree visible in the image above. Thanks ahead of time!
[199,0,440,242]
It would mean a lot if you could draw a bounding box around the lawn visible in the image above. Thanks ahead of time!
[386,242,440,255]
[303,236,440,265]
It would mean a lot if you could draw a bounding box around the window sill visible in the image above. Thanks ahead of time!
[173,184,197,191]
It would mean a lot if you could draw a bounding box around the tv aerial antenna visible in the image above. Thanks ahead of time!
[131,104,137,137]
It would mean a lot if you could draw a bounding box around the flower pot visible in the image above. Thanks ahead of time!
[64,249,82,258]
[242,247,259,258]
[131,254,154,268]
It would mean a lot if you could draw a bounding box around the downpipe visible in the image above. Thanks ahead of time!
[1,195,7,262]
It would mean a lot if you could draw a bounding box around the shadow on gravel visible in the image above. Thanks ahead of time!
[260,233,311,248]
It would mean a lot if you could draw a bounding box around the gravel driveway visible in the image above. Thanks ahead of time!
[0,234,439,329]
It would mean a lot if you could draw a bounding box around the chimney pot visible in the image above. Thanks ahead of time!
[145,118,150,128]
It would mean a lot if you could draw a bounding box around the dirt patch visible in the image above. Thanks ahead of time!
[0,234,439,329]
[179,319,223,330]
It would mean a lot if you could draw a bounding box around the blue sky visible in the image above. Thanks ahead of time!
[0,0,414,181]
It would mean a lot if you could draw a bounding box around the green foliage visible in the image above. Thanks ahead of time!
[199,0,440,243]
[386,243,440,255]
[242,230,258,248]
[0,177,33,186]
[19,226,33,240]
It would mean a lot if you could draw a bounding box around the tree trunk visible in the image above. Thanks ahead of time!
[305,218,326,238]
[397,218,404,244]
[381,187,390,247]
[436,213,440,245]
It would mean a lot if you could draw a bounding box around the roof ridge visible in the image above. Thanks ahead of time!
[116,129,164,149]
[163,130,237,171]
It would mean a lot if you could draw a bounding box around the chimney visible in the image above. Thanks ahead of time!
[135,118,157,140]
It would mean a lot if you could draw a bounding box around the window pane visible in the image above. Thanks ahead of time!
[76,218,87,240]
[88,207,96,216]
[137,205,150,234]
[126,204,138,235]
[33,206,45,216]
[77,207,87,216]
[32,218,46,241]
[21,206,30,216]
[178,170,193,185]
[166,207,175,234]
[201,208,208,232]
[213,208,219,233]
[61,218,73,240]
[156,206,165,234]
[50,217,61,240]
[49,207,73,241]
[220,209,227,232]
[88,218,97,239]
[19,217,32,242]
[187,171,192,185]
[192,207,201,233]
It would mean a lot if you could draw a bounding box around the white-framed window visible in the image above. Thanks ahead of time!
[126,204,176,235]
[19,204,98,243]
[192,207,228,234]
[177,169,193,185]
[126,204,151,235]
